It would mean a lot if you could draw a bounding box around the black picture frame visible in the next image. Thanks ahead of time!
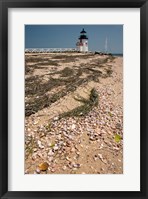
[0,0,148,198]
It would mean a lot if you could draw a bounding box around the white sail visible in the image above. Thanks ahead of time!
[105,37,108,53]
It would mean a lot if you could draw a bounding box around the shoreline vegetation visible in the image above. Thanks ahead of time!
[25,52,123,174]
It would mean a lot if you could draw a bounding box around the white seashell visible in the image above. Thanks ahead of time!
[53,116,59,121]
[73,163,81,168]
[71,124,76,130]
[53,146,59,151]
[62,166,67,170]
[48,156,53,162]
[36,168,41,174]
[71,147,75,152]
[37,140,41,146]
[33,148,37,152]
[48,150,54,156]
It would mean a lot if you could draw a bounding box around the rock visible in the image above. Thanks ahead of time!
[39,162,49,171]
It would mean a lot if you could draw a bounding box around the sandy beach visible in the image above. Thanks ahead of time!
[25,52,123,174]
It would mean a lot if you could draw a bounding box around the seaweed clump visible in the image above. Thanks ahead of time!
[59,88,98,119]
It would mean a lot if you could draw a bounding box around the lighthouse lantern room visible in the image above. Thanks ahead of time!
[76,28,88,52]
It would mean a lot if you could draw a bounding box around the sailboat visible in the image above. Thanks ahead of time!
[95,37,112,55]
[105,37,108,53]
[104,37,112,55]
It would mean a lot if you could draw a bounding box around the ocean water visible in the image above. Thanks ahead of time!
[112,53,123,57]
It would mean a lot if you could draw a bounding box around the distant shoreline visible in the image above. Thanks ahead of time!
[112,54,123,57]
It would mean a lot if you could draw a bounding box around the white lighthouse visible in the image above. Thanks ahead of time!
[76,28,88,52]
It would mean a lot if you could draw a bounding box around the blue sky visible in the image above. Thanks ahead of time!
[25,25,123,54]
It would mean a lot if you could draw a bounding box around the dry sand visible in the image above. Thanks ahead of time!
[25,52,123,174]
